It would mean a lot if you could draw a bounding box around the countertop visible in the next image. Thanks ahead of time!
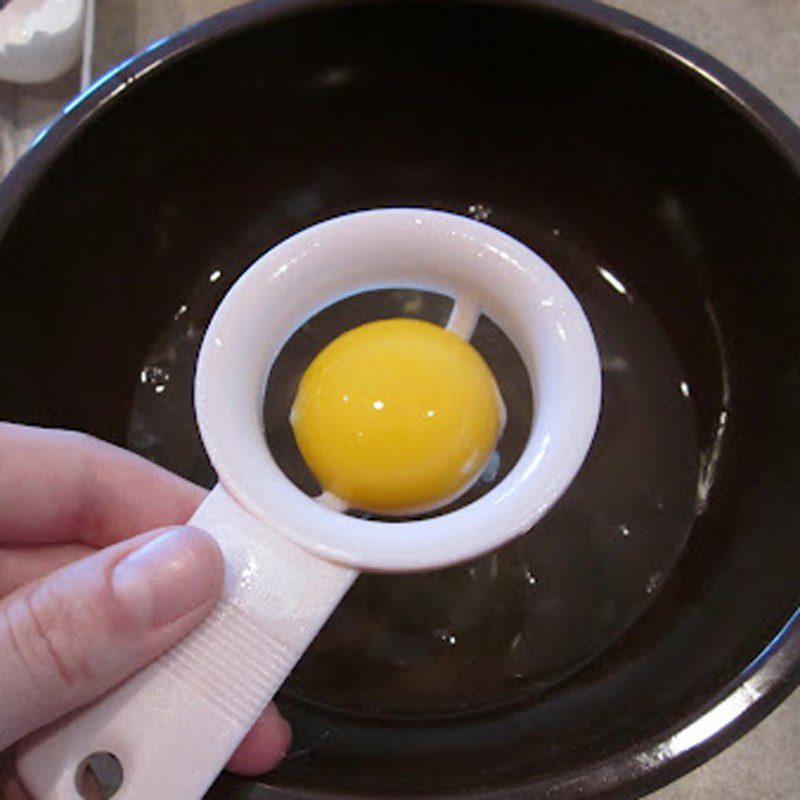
[1,0,799,797]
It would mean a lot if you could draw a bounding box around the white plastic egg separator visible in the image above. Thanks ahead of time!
[17,208,601,800]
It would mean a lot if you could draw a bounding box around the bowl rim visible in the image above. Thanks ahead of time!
[1,0,799,797]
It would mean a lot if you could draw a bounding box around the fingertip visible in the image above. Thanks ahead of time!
[226,704,292,777]
[111,526,224,629]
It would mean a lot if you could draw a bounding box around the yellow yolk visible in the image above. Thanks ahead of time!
[290,318,504,515]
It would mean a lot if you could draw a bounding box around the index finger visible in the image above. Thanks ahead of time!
[0,423,206,547]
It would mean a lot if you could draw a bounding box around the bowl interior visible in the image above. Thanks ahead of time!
[1,1,800,797]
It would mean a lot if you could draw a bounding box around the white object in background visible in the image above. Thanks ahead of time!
[78,0,94,91]
[0,0,86,84]
[0,0,94,176]
[17,209,602,799]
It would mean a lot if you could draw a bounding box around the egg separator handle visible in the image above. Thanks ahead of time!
[16,483,357,800]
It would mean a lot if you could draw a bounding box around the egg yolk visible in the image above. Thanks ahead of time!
[290,318,504,515]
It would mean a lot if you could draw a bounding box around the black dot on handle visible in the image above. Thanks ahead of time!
[75,752,123,799]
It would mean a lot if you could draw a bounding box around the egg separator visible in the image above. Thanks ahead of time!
[17,208,601,800]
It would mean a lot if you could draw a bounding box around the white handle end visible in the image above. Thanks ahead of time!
[17,485,356,799]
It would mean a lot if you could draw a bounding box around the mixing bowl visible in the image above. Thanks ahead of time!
[1,1,799,797]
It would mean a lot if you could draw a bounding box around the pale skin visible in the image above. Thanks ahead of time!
[0,422,291,798]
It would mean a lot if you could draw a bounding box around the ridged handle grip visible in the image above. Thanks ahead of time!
[16,485,356,799]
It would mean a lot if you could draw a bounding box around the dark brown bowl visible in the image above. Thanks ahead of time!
[1,1,800,798]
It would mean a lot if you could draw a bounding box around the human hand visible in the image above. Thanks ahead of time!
[0,423,291,798]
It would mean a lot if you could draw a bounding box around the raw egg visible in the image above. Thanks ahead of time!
[290,317,505,515]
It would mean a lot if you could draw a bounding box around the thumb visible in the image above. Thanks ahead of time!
[0,527,223,751]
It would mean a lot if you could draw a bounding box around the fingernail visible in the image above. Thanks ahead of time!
[112,527,223,628]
